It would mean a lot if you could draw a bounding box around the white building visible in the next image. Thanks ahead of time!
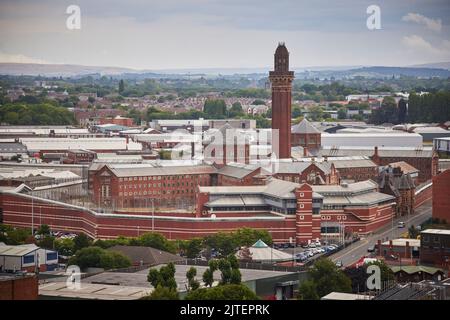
[321,132,423,148]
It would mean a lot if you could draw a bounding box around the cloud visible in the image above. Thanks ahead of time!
[0,52,49,64]
[401,35,450,58]
[402,13,442,32]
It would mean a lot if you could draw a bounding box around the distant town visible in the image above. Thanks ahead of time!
[1,42,450,302]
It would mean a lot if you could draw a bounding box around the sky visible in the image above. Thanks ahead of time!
[0,0,450,70]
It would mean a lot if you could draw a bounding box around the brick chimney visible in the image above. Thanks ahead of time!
[303,147,308,157]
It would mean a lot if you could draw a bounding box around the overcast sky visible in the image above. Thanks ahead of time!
[0,0,449,70]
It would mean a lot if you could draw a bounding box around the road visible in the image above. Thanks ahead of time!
[328,202,432,267]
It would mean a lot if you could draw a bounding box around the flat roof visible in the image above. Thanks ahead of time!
[382,238,421,247]
[321,292,373,300]
[39,282,151,300]
[77,264,293,292]
[421,229,450,235]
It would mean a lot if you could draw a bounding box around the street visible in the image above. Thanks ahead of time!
[328,202,432,267]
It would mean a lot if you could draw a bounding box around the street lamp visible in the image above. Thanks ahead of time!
[151,198,155,232]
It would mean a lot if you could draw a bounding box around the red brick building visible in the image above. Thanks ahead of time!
[269,43,294,159]
[331,158,378,182]
[0,178,395,244]
[99,116,134,127]
[0,274,38,300]
[378,166,416,217]
[89,164,215,208]
[319,146,438,183]
[273,161,339,185]
[291,118,321,151]
[217,164,262,186]
[63,149,97,164]
[432,169,450,224]
[420,229,450,270]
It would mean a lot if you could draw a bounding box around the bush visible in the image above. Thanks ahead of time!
[68,247,131,270]
[185,284,259,300]
[141,285,179,300]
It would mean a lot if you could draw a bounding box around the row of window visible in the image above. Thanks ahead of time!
[119,189,195,197]
[118,174,209,182]
[119,181,199,189]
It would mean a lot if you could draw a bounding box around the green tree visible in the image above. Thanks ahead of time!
[186,238,203,259]
[137,232,176,253]
[228,102,244,117]
[73,233,91,253]
[142,285,179,300]
[185,284,259,300]
[54,238,76,256]
[203,99,227,118]
[202,259,219,287]
[147,262,177,290]
[308,106,324,121]
[186,266,200,291]
[119,79,125,93]
[366,260,394,283]
[302,258,352,299]
[68,247,131,270]
[369,96,398,125]
[37,224,51,236]
[408,225,420,239]
[298,280,320,300]
[337,108,347,119]
[252,99,266,105]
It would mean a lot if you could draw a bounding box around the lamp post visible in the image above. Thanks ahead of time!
[151,198,155,232]
[31,187,34,236]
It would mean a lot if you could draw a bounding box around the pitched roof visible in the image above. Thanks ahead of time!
[104,164,217,177]
[108,245,185,266]
[388,161,419,174]
[292,118,321,134]
[318,147,435,158]
[390,265,444,275]
[275,161,332,175]
[218,164,259,179]
[0,244,39,257]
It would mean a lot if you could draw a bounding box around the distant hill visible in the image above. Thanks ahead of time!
[0,63,141,77]
[346,66,450,78]
[1,62,449,79]
[410,62,450,71]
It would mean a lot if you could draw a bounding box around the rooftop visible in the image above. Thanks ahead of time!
[421,229,450,235]
[382,238,421,247]
[291,118,321,134]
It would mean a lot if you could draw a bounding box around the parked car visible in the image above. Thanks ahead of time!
[335,261,343,267]
[398,221,406,228]
[308,243,317,248]
[367,245,375,253]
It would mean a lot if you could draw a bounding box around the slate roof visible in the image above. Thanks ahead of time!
[292,118,321,134]
[108,245,185,266]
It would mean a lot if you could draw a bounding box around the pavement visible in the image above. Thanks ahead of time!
[328,201,432,267]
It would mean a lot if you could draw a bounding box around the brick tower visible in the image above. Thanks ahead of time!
[269,42,295,159]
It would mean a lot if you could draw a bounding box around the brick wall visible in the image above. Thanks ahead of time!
[432,169,450,223]
[0,275,38,300]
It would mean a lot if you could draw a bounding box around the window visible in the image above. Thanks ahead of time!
[46,252,57,261]
[23,254,34,264]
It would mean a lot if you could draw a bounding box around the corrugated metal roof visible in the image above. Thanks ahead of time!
[318,147,434,158]
[108,164,217,177]
[292,118,321,134]
[0,244,38,257]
